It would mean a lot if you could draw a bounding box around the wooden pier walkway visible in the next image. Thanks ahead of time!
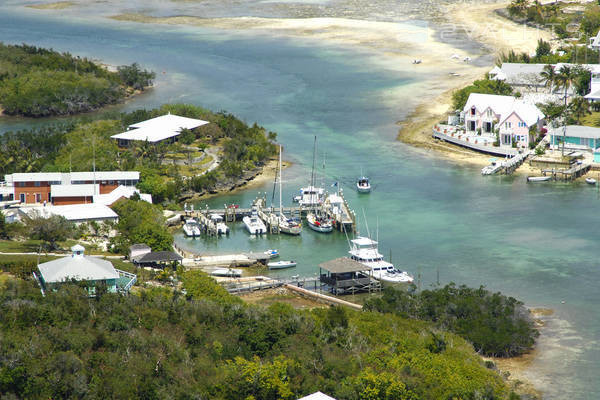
[541,163,591,181]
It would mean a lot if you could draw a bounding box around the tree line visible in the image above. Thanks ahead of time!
[0,270,522,399]
[0,43,154,117]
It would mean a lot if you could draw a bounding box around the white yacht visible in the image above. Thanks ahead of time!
[298,185,325,207]
[307,212,333,233]
[357,176,371,193]
[348,237,413,284]
[276,145,302,235]
[182,218,201,237]
[210,213,229,235]
[243,206,267,235]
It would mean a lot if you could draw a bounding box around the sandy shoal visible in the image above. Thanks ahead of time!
[27,1,74,10]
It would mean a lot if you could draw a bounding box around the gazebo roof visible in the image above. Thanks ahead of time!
[319,257,371,274]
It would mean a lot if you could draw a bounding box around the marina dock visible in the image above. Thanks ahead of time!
[541,163,591,181]
[178,190,356,234]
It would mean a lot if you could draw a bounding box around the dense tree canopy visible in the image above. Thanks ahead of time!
[0,272,518,399]
[364,284,539,357]
[0,43,154,117]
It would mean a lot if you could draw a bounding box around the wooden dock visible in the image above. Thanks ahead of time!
[179,190,355,234]
[541,163,591,181]
[502,151,530,175]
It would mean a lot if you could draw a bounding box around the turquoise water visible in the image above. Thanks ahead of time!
[0,6,598,398]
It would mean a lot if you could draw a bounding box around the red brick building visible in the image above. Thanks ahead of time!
[1,171,140,205]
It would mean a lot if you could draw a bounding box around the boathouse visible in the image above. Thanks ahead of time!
[111,113,209,146]
[35,244,136,296]
[319,257,380,295]
[549,125,600,156]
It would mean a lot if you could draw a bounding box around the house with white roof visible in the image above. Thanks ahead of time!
[35,244,136,295]
[111,113,209,146]
[463,93,545,148]
[19,203,119,225]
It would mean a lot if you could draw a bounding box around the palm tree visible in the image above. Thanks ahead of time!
[540,64,556,93]
[557,65,576,155]
[569,96,591,124]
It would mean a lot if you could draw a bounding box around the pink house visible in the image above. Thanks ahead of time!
[463,93,545,148]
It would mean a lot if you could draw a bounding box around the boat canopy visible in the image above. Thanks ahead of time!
[351,236,377,246]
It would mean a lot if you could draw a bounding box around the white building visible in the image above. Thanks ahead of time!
[19,203,119,225]
[36,244,136,295]
[463,93,545,148]
[111,113,209,146]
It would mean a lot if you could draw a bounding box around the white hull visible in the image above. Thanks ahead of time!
[357,184,371,193]
[264,249,279,258]
[183,220,201,237]
[216,222,229,235]
[268,260,297,269]
[279,216,302,235]
[243,215,267,235]
[373,270,414,284]
[586,178,597,185]
[349,236,413,284]
[527,176,551,182]
[307,213,333,233]
[210,268,242,277]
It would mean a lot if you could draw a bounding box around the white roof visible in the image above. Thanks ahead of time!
[51,184,99,198]
[6,172,62,183]
[21,204,118,222]
[93,185,152,205]
[549,125,600,140]
[38,250,119,283]
[70,171,139,181]
[298,392,337,400]
[111,114,209,143]
[4,171,139,184]
[499,100,545,127]
[351,236,377,246]
[464,93,544,126]
[491,62,600,84]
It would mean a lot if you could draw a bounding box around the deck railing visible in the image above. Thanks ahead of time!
[116,269,137,292]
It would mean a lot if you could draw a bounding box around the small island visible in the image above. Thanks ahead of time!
[0,43,155,117]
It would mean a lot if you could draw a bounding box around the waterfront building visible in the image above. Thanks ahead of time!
[111,113,209,146]
[318,257,381,295]
[0,171,140,204]
[548,125,600,158]
[35,244,136,296]
[463,93,545,148]
[132,251,183,268]
[19,203,119,225]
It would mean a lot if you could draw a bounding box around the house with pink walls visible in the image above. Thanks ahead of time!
[463,93,545,149]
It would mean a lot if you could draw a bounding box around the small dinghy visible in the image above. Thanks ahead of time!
[264,249,279,258]
[527,176,551,182]
[586,177,597,185]
[267,260,297,270]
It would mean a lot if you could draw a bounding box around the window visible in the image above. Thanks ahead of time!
[505,122,512,128]
[19,193,25,203]
[35,193,41,203]
[34,181,41,187]
[471,106,476,116]
[486,109,492,117]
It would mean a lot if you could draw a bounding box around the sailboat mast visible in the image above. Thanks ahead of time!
[279,145,283,214]
[310,136,317,209]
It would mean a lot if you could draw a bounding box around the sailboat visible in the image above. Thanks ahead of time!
[276,146,302,235]
[305,137,333,233]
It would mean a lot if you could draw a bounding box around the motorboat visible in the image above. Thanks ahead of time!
[275,145,302,235]
[586,177,597,185]
[182,218,201,237]
[348,236,413,284]
[264,249,279,258]
[307,212,333,233]
[210,268,242,278]
[210,213,229,235]
[527,176,551,182]
[481,159,503,175]
[267,260,297,269]
[298,185,324,207]
[357,176,371,193]
[243,207,267,235]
